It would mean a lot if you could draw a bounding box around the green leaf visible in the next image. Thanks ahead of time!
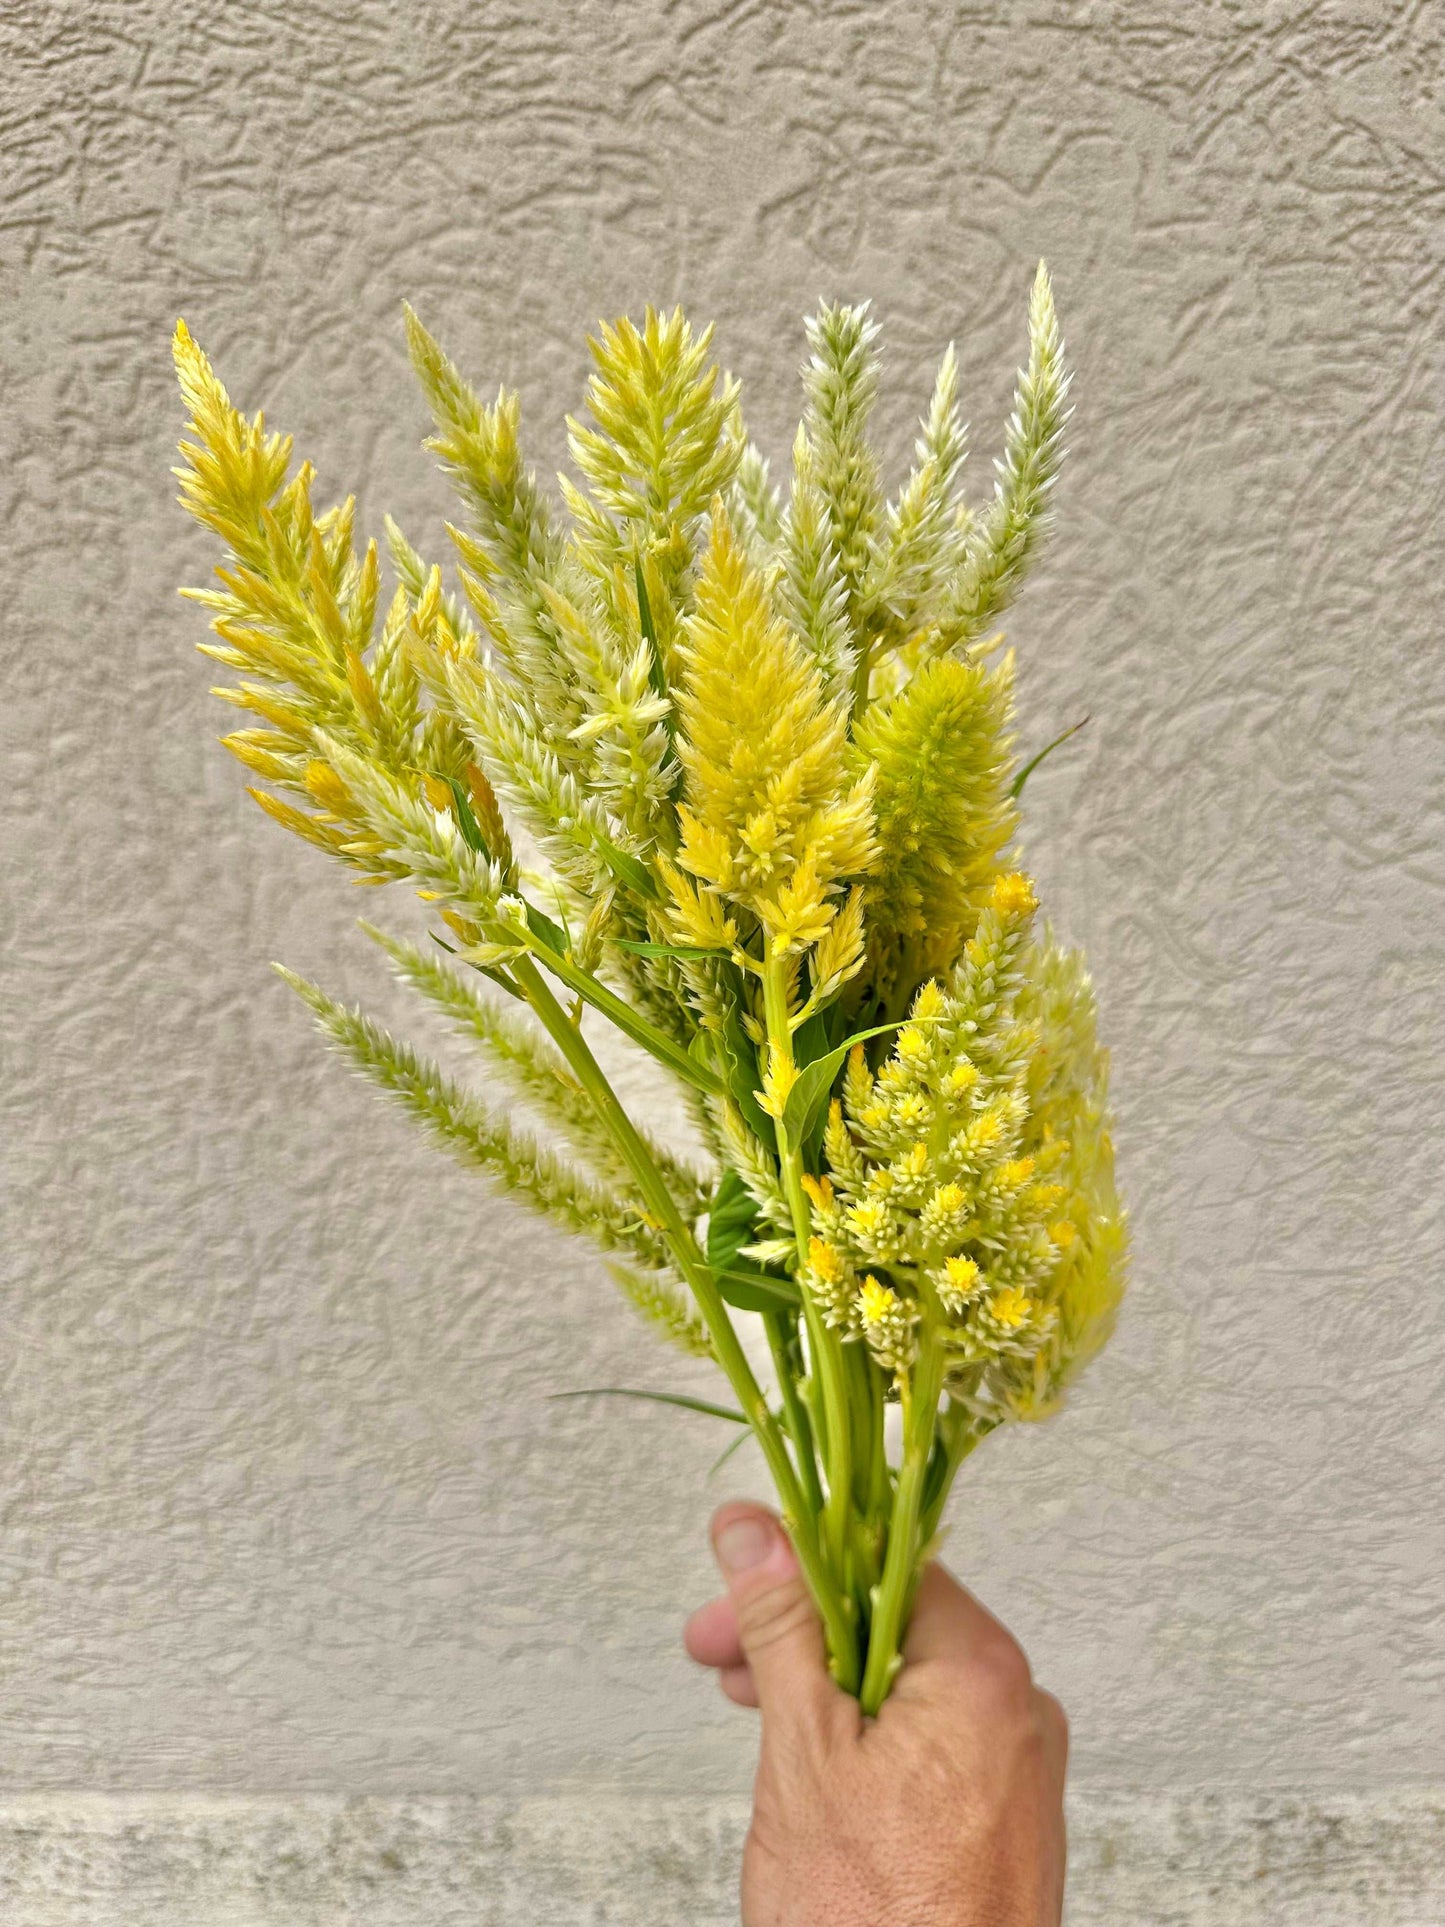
[1009,715,1090,799]
[441,774,489,856]
[716,1266,801,1312]
[706,1170,799,1312]
[634,554,657,648]
[527,944,725,1097]
[712,1011,775,1149]
[614,938,729,961]
[708,1425,759,1478]
[635,554,666,699]
[706,1168,758,1272]
[547,1387,746,1424]
[593,832,660,902]
[791,1005,832,1069]
[524,899,569,955]
[780,1018,918,1146]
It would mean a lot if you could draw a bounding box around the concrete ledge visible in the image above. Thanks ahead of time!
[0,1792,1441,1925]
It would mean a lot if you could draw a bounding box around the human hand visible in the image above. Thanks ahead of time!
[683,1502,1068,1927]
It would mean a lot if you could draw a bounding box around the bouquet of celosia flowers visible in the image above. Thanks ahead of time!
[171,264,1126,1711]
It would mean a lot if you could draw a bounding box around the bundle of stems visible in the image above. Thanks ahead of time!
[171,264,1126,1711]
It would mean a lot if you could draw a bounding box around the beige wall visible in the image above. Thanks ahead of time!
[3,0,1441,1885]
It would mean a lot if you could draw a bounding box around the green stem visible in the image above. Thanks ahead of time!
[765,1309,824,1518]
[523,934,724,1097]
[859,1326,946,1715]
[510,952,857,1684]
[761,948,854,1598]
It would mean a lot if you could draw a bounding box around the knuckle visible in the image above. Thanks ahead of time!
[737,1576,817,1657]
[962,1631,1034,1716]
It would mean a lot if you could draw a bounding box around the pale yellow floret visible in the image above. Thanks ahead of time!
[943,1060,980,1097]
[911,980,945,1021]
[808,1235,845,1283]
[859,1276,900,1326]
[848,1198,892,1240]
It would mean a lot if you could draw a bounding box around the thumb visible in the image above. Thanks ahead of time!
[710,1503,837,1735]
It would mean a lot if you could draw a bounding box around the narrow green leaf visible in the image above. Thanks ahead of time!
[635,554,667,700]
[1009,715,1090,799]
[441,774,489,856]
[593,832,660,902]
[548,1388,747,1424]
[615,938,729,961]
[708,1426,758,1478]
[780,1017,917,1145]
[634,554,657,649]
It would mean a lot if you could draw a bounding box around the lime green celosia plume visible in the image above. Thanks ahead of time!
[170,264,1126,1713]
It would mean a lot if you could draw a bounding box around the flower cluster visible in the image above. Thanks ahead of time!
[798,870,1117,1415]
[170,264,1126,1712]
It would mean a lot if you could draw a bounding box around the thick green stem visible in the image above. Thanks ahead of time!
[510,951,858,1685]
[761,949,854,1595]
[859,1327,946,1715]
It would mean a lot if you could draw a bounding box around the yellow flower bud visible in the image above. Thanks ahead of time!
[990,871,1038,918]
[859,1275,899,1327]
[808,1236,844,1283]
[911,980,944,1021]
[989,1286,1031,1330]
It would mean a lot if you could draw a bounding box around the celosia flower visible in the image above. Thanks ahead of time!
[171,262,1125,1717]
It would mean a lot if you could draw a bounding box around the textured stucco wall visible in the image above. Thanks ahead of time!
[3,0,1443,1915]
